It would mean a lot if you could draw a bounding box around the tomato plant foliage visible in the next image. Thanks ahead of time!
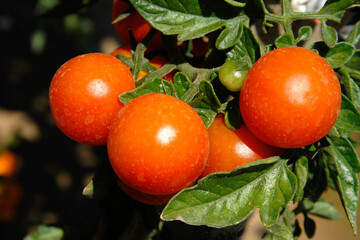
[118,0,360,238]
[44,0,360,239]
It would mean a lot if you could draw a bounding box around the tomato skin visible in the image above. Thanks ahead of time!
[49,53,135,145]
[112,0,162,49]
[240,46,341,149]
[107,93,209,195]
[219,60,249,92]
[200,115,284,178]
[110,45,174,82]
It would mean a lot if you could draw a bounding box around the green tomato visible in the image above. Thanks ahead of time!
[219,60,249,92]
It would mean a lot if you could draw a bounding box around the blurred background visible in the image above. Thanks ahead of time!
[0,0,359,239]
[0,0,122,239]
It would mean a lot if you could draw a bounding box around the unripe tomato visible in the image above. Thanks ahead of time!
[240,46,341,148]
[112,0,162,49]
[107,93,209,195]
[110,45,174,82]
[117,179,174,205]
[49,53,135,145]
[219,60,249,92]
[200,115,284,178]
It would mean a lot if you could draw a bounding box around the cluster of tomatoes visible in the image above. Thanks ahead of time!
[48,0,342,205]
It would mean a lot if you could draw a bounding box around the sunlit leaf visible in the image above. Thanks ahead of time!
[262,221,293,240]
[130,0,249,49]
[322,137,359,234]
[335,94,360,132]
[161,157,297,228]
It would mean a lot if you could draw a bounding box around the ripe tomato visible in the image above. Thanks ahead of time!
[240,46,341,148]
[110,45,174,82]
[192,37,210,58]
[0,180,22,221]
[49,53,135,145]
[200,115,284,178]
[117,178,174,205]
[0,151,17,178]
[112,0,162,49]
[107,93,209,195]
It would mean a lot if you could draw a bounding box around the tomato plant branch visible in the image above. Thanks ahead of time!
[264,0,340,45]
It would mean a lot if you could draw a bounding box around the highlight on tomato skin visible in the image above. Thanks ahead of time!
[239,46,342,149]
[200,115,284,178]
[111,0,162,50]
[107,93,209,196]
[49,53,135,146]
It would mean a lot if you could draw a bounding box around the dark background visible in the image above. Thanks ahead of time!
[0,0,123,239]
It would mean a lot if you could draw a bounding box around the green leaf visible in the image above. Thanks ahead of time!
[194,81,222,128]
[294,156,308,201]
[325,42,356,68]
[327,126,341,141]
[215,19,244,50]
[322,137,359,234]
[119,78,172,105]
[262,221,293,240]
[120,76,221,128]
[346,20,360,45]
[321,20,337,47]
[226,26,261,64]
[295,26,312,44]
[224,96,242,130]
[224,0,247,7]
[344,50,360,81]
[318,0,359,22]
[330,136,360,173]
[339,69,360,109]
[172,72,192,99]
[335,94,360,132]
[130,0,249,49]
[161,157,297,228]
[304,215,316,238]
[304,198,342,220]
[274,33,294,48]
[24,225,64,240]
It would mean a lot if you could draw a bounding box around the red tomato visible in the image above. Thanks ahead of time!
[107,93,209,195]
[117,178,174,205]
[240,46,341,148]
[0,180,22,221]
[200,115,284,178]
[192,37,209,58]
[0,151,17,178]
[112,0,162,49]
[110,45,174,82]
[49,53,135,145]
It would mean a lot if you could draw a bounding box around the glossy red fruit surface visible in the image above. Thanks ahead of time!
[49,53,135,145]
[200,115,284,178]
[240,46,341,148]
[107,93,209,195]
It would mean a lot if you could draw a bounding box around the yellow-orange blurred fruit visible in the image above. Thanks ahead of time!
[0,151,17,178]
